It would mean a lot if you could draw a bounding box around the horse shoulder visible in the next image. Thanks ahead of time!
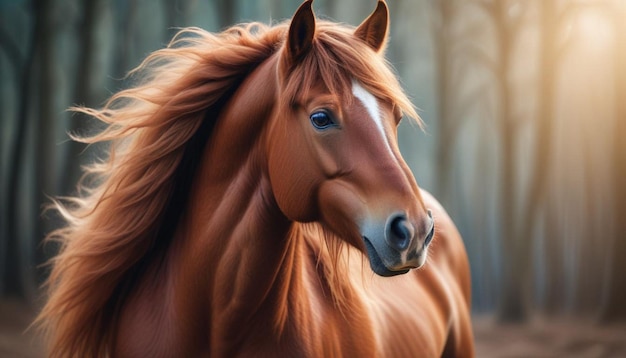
[420,189,475,357]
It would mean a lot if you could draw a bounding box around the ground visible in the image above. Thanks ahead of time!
[0,299,42,358]
[473,315,626,357]
[1,299,626,357]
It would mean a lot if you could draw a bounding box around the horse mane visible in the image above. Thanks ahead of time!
[36,23,285,356]
[36,18,420,357]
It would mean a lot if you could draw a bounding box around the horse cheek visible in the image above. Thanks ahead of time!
[267,131,320,223]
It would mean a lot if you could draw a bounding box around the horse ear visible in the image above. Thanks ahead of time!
[354,0,389,53]
[286,0,316,63]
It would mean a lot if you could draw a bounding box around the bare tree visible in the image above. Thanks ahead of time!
[30,0,65,300]
[523,0,560,316]
[163,0,196,41]
[431,0,458,205]
[2,0,39,298]
[471,0,529,322]
[60,0,110,197]
[602,0,626,321]
[216,0,238,30]
[112,0,139,80]
[0,21,22,296]
[431,0,492,204]
[469,0,584,321]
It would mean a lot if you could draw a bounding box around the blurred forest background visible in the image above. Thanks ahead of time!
[1,0,626,355]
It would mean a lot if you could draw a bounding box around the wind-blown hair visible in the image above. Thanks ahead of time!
[36,19,419,357]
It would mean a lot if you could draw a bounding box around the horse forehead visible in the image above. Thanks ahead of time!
[350,81,395,158]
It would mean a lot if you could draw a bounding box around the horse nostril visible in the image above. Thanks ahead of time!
[424,220,435,246]
[391,217,411,240]
[387,215,414,251]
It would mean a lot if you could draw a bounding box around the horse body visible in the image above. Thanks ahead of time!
[38,1,474,357]
[115,183,470,357]
[115,50,471,358]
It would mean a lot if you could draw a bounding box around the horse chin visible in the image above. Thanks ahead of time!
[363,237,411,277]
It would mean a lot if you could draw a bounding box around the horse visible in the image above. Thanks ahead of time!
[36,1,474,356]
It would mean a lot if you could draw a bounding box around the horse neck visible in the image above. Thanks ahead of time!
[179,55,313,349]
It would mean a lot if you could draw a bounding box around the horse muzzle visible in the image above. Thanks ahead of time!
[361,210,434,277]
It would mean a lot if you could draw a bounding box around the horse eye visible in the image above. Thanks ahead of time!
[310,111,335,130]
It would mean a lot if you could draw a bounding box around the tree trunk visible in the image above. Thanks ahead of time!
[216,0,237,30]
[543,196,564,314]
[163,0,195,41]
[522,0,558,315]
[31,0,62,299]
[498,118,526,322]
[113,0,138,80]
[433,1,456,206]
[601,3,626,322]
[0,19,25,295]
[60,0,109,197]
[3,0,41,299]
[492,0,527,322]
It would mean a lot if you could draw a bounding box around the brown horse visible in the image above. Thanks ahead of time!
[37,1,474,356]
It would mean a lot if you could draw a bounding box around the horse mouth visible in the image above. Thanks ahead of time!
[363,237,411,277]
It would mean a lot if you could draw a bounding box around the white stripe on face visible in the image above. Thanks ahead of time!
[351,81,395,158]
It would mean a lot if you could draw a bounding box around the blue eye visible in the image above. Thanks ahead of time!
[310,111,335,130]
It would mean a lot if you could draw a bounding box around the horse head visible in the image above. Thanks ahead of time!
[267,0,434,277]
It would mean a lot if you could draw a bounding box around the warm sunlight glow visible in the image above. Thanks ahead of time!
[575,9,614,49]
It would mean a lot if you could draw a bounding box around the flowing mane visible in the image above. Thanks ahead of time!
[37,2,473,357]
[38,23,286,356]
